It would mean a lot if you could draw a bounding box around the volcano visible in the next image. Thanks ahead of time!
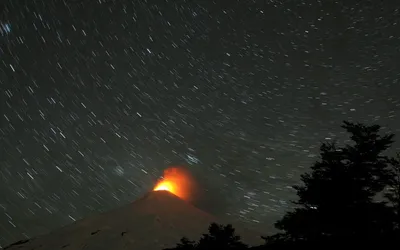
[3,190,263,250]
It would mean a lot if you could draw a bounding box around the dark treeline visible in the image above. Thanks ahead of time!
[165,121,400,249]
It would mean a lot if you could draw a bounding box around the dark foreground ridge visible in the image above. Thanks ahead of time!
[3,190,263,250]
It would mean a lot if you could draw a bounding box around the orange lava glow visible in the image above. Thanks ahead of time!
[153,167,194,201]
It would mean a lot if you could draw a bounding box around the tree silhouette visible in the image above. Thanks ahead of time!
[263,121,396,246]
[197,223,248,250]
[166,237,196,250]
[386,153,400,239]
[165,223,248,250]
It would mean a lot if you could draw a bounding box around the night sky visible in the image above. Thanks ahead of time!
[1,0,400,247]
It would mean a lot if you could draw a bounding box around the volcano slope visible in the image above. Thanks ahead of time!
[3,190,264,250]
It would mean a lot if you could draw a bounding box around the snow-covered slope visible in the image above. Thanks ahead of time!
[3,191,263,250]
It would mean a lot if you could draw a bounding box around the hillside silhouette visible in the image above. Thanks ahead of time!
[167,121,400,249]
[2,190,262,250]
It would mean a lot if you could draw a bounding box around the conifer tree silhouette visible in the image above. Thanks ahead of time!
[165,223,248,250]
[264,121,396,246]
[197,223,248,250]
[167,237,196,250]
[386,153,400,240]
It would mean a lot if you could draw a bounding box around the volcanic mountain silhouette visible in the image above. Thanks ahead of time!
[4,190,263,250]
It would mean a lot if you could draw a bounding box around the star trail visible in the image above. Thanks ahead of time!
[1,0,400,247]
